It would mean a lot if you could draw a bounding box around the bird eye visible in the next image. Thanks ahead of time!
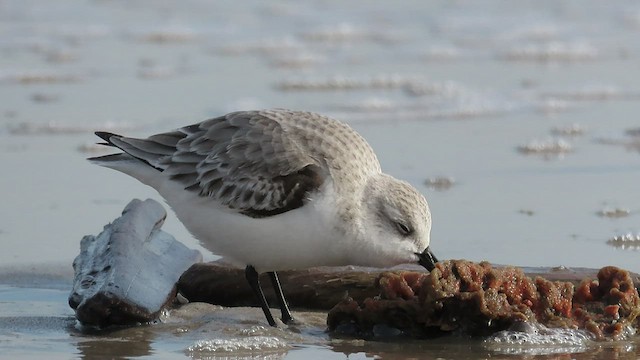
[395,221,412,236]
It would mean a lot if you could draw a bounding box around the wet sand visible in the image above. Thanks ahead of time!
[1,0,640,358]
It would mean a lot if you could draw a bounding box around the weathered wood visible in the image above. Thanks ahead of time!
[69,199,202,326]
[178,263,384,310]
[178,262,640,311]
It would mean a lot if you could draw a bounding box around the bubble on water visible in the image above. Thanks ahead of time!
[517,138,572,157]
[187,336,290,356]
[237,325,273,337]
[484,323,594,355]
[424,176,456,191]
[550,123,586,137]
[607,233,640,251]
[274,74,411,92]
[597,208,631,218]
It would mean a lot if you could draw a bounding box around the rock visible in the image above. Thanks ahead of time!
[69,199,202,327]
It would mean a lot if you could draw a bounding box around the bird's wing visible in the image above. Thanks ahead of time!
[95,110,326,217]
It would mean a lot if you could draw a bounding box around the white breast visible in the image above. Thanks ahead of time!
[157,177,351,272]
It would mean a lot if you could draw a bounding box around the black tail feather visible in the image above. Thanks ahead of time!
[92,131,164,172]
[95,131,119,147]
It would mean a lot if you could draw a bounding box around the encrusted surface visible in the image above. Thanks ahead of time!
[328,260,640,339]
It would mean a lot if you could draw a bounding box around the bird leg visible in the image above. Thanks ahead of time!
[245,265,276,327]
[268,271,294,324]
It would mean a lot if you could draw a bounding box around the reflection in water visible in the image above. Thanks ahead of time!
[331,335,640,360]
[330,337,487,360]
[73,325,154,359]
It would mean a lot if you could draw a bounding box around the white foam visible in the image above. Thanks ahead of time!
[606,232,640,250]
[187,336,290,356]
[517,138,572,155]
[484,323,594,355]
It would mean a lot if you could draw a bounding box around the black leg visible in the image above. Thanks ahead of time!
[245,265,276,327]
[268,271,294,324]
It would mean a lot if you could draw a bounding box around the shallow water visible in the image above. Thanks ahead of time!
[1,0,640,358]
[2,278,640,360]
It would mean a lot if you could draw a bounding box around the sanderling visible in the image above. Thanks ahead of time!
[90,109,437,326]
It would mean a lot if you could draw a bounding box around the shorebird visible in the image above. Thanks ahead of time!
[90,109,438,326]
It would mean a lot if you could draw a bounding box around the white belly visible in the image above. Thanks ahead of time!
[156,179,350,272]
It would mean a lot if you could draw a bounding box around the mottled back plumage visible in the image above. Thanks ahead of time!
[97,109,381,217]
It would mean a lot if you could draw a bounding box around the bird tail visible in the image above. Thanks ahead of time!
[88,131,167,187]
[89,131,167,171]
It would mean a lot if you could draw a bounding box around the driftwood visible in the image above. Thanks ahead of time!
[177,262,639,311]
[69,199,202,326]
[178,260,640,339]
[178,263,383,310]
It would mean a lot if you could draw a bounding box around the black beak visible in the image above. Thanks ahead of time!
[416,247,438,271]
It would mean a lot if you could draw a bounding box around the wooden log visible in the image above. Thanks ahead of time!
[177,263,383,310]
[178,263,639,311]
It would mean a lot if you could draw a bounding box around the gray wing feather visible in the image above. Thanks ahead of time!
[106,110,326,217]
